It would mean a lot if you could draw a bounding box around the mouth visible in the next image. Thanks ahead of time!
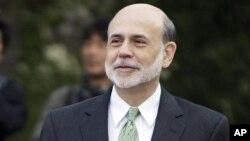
[114,66,138,72]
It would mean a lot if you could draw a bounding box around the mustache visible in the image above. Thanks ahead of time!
[112,59,141,69]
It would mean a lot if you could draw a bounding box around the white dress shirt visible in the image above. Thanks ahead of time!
[108,83,161,141]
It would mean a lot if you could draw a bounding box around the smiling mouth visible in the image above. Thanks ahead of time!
[114,66,138,72]
[115,65,136,69]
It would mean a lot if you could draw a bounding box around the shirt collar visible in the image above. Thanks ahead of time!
[110,85,130,127]
[138,83,161,127]
[109,83,161,127]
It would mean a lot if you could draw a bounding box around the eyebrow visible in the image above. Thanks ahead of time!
[110,34,123,38]
[132,34,148,40]
[110,33,149,41]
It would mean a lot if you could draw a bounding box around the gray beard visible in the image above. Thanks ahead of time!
[105,46,164,88]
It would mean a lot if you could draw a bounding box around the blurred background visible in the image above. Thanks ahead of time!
[0,0,249,140]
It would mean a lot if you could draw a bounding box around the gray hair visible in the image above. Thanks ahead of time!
[163,15,176,43]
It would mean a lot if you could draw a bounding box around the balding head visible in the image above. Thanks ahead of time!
[108,4,176,43]
[105,4,177,89]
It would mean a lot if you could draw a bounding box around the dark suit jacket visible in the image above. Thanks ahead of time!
[40,86,229,141]
[0,76,27,141]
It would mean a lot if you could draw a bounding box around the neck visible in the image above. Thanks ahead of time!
[115,77,159,107]
[89,76,112,90]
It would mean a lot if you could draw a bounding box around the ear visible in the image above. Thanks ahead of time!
[162,41,177,68]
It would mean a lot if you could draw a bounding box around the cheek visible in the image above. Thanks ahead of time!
[99,48,107,60]
[138,56,152,68]
[82,48,88,57]
[106,48,118,63]
[138,50,158,67]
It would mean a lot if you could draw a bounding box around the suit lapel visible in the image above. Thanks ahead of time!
[151,87,186,141]
[79,87,112,141]
[78,86,185,141]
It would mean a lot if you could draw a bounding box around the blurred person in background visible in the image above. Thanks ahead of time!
[30,18,112,141]
[0,17,27,141]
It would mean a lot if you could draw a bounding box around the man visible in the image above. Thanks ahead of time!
[31,19,112,141]
[41,4,229,141]
[0,17,27,141]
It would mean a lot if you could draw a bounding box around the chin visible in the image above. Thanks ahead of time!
[113,76,141,88]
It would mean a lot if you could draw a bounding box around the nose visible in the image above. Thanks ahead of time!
[118,40,133,58]
[86,44,99,56]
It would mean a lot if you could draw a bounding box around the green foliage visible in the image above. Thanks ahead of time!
[0,0,249,140]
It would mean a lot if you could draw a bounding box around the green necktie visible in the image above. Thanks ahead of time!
[118,107,140,141]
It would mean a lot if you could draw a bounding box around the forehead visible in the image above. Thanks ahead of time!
[108,10,164,40]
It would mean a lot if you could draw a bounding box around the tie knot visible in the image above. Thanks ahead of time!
[128,107,139,121]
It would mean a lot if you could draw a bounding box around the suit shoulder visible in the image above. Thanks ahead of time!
[170,95,229,140]
[174,96,227,122]
[49,95,99,119]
